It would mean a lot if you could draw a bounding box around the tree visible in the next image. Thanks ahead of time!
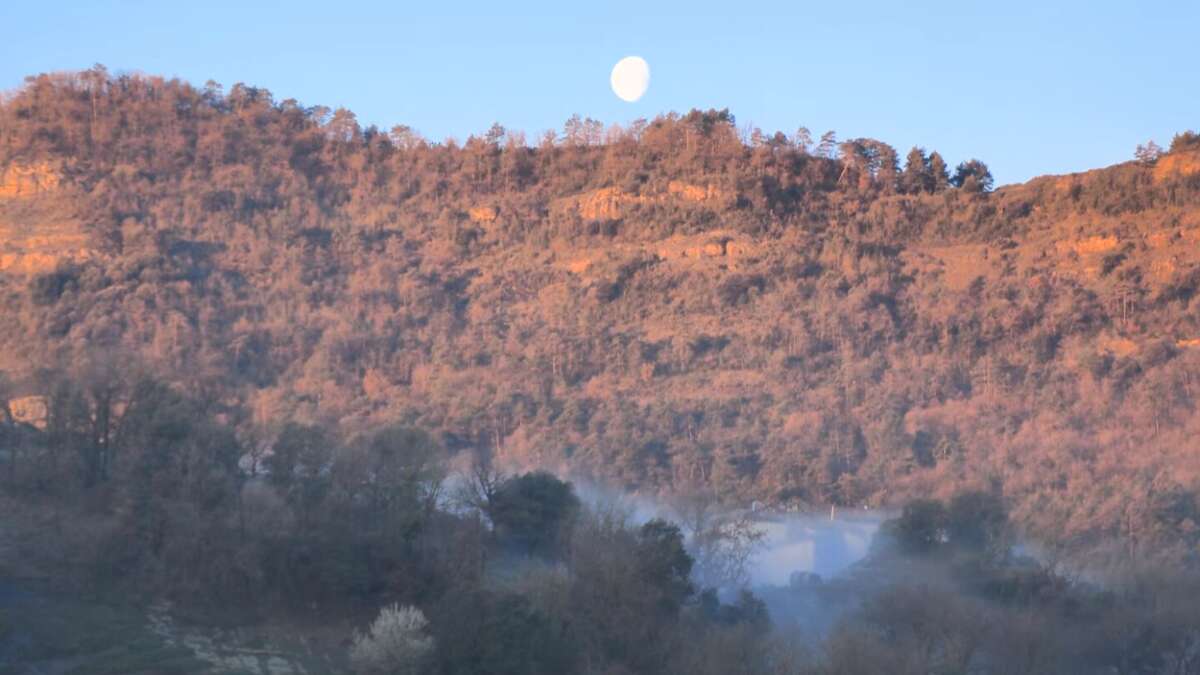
[697,588,771,632]
[946,491,1010,558]
[389,125,424,151]
[1169,130,1200,153]
[928,151,951,190]
[484,122,507,147]
[636,518,695,613]
[351,604,435,675]
[874,141,900,193]
[334,425,446,553]
[902,146,932,194]
[838,138,899,191]
[265,422,328,489]
[264,422,332,524]
[113,377,241,570]
[684,108,736,137]
[794,126,813,153]
[671,490,765,589]
[562,114,603,146]
[489,472,580,557]
[815,130,838,158]
[1135,141,1164,165]
[951,159,994,193]
[325,107,360,143]
[456,455,506,515]
[882,499,947,554]
[431,582,580,675]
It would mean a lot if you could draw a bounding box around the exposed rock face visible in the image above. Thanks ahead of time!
[0,163,93,274]
[8,396,47,429]
[666,180,731,205]
[1060,235,1119,255]
[557,230,761,279]
[0,162,61,198]
[559,187,643,221]
[468,206,498,223]
[0,225,94,274]
[652,230,758,262]
[553,182,732,221]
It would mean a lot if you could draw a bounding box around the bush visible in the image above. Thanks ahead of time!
[351,604,435,675]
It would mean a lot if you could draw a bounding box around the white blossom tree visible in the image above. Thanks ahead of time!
[351,604,434,675]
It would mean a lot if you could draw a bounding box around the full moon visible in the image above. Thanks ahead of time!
[610,56,650,102]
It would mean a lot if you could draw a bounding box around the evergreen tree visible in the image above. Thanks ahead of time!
[951,159,994,193]
[902,146,932,194]
[928,151,951,191]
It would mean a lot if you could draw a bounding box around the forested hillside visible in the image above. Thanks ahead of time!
[3,67,1200,562]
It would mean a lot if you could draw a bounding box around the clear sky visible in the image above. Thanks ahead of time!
[1,0,1195,185]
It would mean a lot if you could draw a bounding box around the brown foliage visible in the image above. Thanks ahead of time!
[2,68,1200,563]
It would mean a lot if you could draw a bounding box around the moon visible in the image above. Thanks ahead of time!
[610,56,650,102]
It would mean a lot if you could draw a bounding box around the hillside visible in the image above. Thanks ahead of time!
[2,68,1200,560]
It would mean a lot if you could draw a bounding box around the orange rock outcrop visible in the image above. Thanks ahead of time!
[0,162,61,198]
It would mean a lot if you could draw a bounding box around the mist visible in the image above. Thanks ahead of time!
[748,510,887,585]
[567,479,889,589]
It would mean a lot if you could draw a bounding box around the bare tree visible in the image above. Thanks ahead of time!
[1135,141,1164,165]
[793,126,813,154]
[815,130,838,158]
[670,489,765,589]
[388,124,424,151]
[453,453,506,522]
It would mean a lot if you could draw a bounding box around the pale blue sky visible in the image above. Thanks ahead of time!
[1,1,1195,185]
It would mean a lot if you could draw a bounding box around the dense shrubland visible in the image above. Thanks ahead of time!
[2,67,1200,574]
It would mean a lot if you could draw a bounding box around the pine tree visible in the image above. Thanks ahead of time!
[951,159,994,193]
[902,146,932,194]
[928,151,951,191]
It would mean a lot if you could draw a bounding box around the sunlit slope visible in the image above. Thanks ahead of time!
[2,71,1200,557]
